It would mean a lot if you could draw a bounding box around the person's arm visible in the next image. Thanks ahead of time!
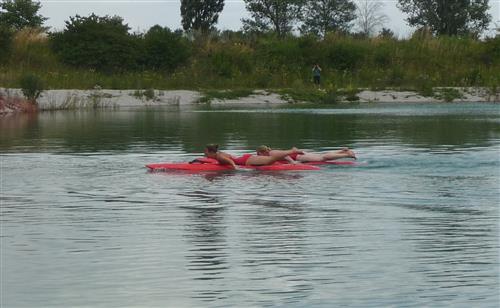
[216,153,237,169]
[284,155,298,164]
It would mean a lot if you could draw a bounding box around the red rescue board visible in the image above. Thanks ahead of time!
[146,162,320,171]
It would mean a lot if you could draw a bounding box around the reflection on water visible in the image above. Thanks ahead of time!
[1,103,500,154]
[1,103,499,307]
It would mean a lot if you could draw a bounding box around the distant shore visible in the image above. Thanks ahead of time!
[1,87,499,114]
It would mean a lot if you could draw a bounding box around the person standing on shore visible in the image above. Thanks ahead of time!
[312,64,322,88]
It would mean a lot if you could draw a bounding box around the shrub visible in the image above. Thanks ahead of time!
[143,25,191,71]
[322,88,339,104]
[388,66,405,86]
[255,37,304,69]
[49,14,141,72]
[208,43,253,78]
[19,73,44,102]
[326,41,366,71]
[373,43,393,68]
[10,27,57,68]
[379,28,396,40]
[132,88,156,101]
[481,36,500,65]
[0,25,13,62]
[435,88,464,102]
[415,74,434,96]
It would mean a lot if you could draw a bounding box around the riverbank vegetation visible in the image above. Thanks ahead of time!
[0,0,498,104]
[2,26,498,91]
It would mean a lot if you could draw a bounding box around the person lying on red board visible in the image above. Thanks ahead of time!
[256,145,356,163]
[203,144,303,169]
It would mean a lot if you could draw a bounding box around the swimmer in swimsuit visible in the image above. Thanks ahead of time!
[204,144,303,169]
[256,145,356,163]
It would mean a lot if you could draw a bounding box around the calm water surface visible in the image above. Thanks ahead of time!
[1,103,499,307]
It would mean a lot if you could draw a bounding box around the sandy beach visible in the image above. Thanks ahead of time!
[1,87,498,114]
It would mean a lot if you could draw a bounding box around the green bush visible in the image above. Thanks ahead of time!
[143,25,191,71]
[0,25,13,62]
[49,14,141,72]
[256,37,304,69]
[20,73,44,102]
[208,43,253,78]
[373,43,393,68]
[481,36,500,65]
[326,41,366,71]
[435,88,464,102]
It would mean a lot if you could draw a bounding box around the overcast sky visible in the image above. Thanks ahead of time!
[39,0,499,38]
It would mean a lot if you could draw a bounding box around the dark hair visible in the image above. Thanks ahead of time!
[205,144,219,153]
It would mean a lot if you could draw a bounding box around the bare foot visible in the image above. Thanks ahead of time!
[346,150,357,159]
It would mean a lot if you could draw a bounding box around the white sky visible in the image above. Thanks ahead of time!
[39,0,499,38]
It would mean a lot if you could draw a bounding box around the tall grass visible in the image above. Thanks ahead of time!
[1,29,498,91]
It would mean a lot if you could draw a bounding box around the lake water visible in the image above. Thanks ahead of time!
[1,103,499,307]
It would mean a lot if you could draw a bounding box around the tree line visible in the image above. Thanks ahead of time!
[0,0,494,38]
[180,0,492,37]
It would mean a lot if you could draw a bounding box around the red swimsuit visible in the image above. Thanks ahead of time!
[231,154,252,165]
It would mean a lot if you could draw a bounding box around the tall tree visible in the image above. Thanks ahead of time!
[398,0,491,36]
[0,0,47,30]
[242,0,304,37]
[356,0,389,37]
[300,0,356,37]
[180,0,225,33]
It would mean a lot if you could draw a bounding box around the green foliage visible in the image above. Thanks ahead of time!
[181,0,224,32]
[199,89,254,103]
[379,28,395,39]
[279,88,325,103]
[434,88,464,102]
[326,40,367,71]
[10,28,59,69]
[19,73,44,102]
[133,88,156,101]
[0,25,498,91]
[0,25,13,62]
[340,86,360,101]
[206,43,253,78]
[481,36,500,65]
[49,14,141,72]
[300,0,356,37]
[143,25,190,71]
[242,0,303,37]
[415,74,434,97]
[0,0,47,30]
[398,0,491,36]
[321,88,340,104]
[373,43,392,67]
[255,38,304,69]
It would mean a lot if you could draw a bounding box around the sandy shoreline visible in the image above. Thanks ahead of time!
[1,87,498,114]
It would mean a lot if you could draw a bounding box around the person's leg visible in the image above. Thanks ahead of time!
[322,149,356,160]
[314,76,320,86]
[295,153,324,162]
[247,149,301,165]
[296,149,356,162]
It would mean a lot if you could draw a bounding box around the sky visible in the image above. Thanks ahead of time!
[39,0,500,38]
